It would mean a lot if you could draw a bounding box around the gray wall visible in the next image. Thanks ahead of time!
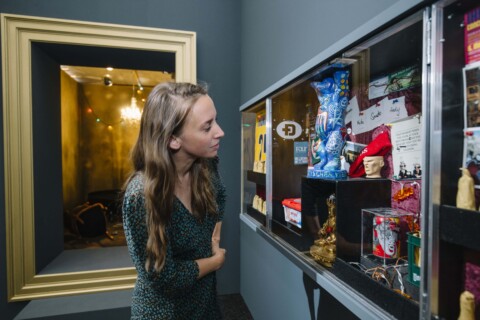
[0,1,240,319]
[240,0,403,103]
[240,222,318,320]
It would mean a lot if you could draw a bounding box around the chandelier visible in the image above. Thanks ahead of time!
[121,96,142,122]
[121,71,143,122]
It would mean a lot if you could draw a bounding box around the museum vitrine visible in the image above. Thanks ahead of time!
[240,0,480,317]
[241,10,425,318]
[241,0,480,318]
[429,1,480,319]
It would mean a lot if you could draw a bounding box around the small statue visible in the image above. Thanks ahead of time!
[458,290,475,320]
[308,70,349,180]
[412,163,422,178]
[457,168,476,210]
[363,156,385,178]
[310,194,337,267]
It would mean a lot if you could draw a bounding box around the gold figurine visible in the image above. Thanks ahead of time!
[310,194,337,267]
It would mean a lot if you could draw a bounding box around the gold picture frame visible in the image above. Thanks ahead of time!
[1,13,196,301]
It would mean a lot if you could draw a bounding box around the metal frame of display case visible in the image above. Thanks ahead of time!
[266,98,273,230]
[421,5,436,319]
[425,2,443,318]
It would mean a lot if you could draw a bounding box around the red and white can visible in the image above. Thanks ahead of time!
[373,216,400,259]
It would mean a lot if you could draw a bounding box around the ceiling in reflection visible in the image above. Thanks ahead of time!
[61,65,174,87]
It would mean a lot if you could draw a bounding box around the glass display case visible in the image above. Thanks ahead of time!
[240,0,480,318]
[430,0,480,319]
[241,9,425,319]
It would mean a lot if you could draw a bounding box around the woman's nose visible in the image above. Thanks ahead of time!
[216,124,225,138]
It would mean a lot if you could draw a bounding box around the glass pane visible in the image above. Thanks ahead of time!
[242,102,267,226]
[267,11,425,318]
[438,1,480,319]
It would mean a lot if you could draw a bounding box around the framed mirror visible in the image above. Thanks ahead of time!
[1,13,196,301]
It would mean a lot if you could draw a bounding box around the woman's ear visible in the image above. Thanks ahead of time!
[169,136,181,150]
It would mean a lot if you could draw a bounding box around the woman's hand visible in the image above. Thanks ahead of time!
[211,241,226,270]
[212,221,222,244]
[195,223,225,279]
[211,221,225,269]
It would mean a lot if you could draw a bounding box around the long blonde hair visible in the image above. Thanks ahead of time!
[125,82,217,271]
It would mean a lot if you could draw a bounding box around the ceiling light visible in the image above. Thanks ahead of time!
[121,97,141,122]
[103,76,113,86]
[121,74,142,122]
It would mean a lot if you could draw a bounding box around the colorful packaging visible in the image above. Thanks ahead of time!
[372,216,401,259]
[282,198,302,229]
[465,6,480,65]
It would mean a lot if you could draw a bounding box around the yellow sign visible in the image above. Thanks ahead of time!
[254,110,267,163]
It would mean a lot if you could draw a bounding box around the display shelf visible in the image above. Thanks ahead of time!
[269,215,420,319]
[246,170,266,185]
[246,206,266,226]
[332,259,419,319]
[301,177,392,262]
[439,205,480,251]
[242,213,418,320]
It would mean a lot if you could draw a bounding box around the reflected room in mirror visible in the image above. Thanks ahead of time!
[60,66,173,250]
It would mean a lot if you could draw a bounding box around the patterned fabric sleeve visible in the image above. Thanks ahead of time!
[209,157,226,222]
[122,177,199,298]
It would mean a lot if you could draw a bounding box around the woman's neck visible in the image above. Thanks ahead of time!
[175,169,192,213]
[172,151,196,177]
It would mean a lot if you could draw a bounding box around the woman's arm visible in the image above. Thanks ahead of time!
[195,243,225,279]
[195,157,226,279]
[212,221,222,243]
[197,221,224,279]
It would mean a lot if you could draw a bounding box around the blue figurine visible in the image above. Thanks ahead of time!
[308,70,349,180]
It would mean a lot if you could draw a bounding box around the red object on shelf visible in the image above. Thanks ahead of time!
[282,198,302,229]
[282,198,301,211]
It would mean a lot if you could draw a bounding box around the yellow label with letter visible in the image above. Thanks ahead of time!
[254,110,266,163]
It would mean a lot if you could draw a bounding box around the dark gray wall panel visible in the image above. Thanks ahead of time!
[240,0,402,103]
[0,1,240,319]
[240,221,315,319]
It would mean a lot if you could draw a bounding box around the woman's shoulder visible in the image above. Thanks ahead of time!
[125,173,145,197]
[123,173,146,217]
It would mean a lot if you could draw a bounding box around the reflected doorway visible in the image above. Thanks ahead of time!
[31,42,177,274]
[60,65,173,250]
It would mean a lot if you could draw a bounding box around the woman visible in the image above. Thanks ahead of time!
[122,82,226,319]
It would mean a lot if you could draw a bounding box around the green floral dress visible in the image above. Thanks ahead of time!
[122,160,225,320]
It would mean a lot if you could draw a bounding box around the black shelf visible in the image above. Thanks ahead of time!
[330,258,419,320]
[440,205,480,251]
[262,223,420,320]
[246,205,266,226]
[301,177,392,262]
[247,170,266,186]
